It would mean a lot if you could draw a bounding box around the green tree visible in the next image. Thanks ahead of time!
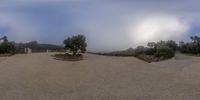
[179,36,200,54]
[154,46,175,59]
[2,36,8,42]
[147,42,156,48]
[134,46,145,56]
[166,40,178,51]
[0,36,15,54]
[63,34,87,56]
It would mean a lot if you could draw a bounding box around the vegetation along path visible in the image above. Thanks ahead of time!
[0,53,200,100]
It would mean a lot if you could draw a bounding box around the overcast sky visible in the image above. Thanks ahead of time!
[0,0,200,51]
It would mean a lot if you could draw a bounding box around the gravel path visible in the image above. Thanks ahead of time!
[0,53,200,100]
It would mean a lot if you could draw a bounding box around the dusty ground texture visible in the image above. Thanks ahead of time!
[0,53,200,100]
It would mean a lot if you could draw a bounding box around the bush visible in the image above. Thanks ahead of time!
[134,46,145,56]
[135,41,176,61]
[64,34,87,56]
[91,40,176,62]
[144,48,156,55]
[154,46,175,59]
[179,36,200,54]
[0,42,15,54]
[166,40,178,51]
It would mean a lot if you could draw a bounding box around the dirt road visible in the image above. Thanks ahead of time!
[0,53,200,100]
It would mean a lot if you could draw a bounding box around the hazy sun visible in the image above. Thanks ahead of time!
[130,16,188,45]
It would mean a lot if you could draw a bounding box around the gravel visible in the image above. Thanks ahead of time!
[0,53,200,100]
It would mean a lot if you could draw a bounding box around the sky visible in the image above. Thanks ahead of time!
[0,0,200,52]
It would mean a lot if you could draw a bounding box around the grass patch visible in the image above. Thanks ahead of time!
[53,53,83,61]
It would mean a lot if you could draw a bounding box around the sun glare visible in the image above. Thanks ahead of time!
[130,16,188,45]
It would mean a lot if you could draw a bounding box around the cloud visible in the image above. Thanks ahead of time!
[0,0,199,51]
[129,15,189,46]
[0,12,37,42]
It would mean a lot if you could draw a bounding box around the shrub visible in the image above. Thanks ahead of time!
[134,46,145,56]
[144,48,156,55]
[179,36,200,54]
[154,46,175,59]
[166,40,178,51]
[91,40,176,62]
[0,42,15,54]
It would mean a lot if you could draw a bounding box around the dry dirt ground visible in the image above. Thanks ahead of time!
[0,53,200,100]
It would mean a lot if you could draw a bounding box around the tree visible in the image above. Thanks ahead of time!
[134,46,145,56]
[179,36,200,54]
[166,40,178,51]
[154,46,175,59]
[63,34,87,56]
[0,36,15,54]
[147,42,156,48]
[190,36,200,43]
[2,36,8,42]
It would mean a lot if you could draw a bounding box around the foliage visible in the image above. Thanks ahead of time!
[134,46,145,55]
[179,36,200,54]
[134,41,176,61]
[166,40,178,51]
[154,46,175,59]
[134,40,176,56]
[0,36,15,54]
[93,40,177,62]
[144,48,156,55]
[63,34,87,56]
